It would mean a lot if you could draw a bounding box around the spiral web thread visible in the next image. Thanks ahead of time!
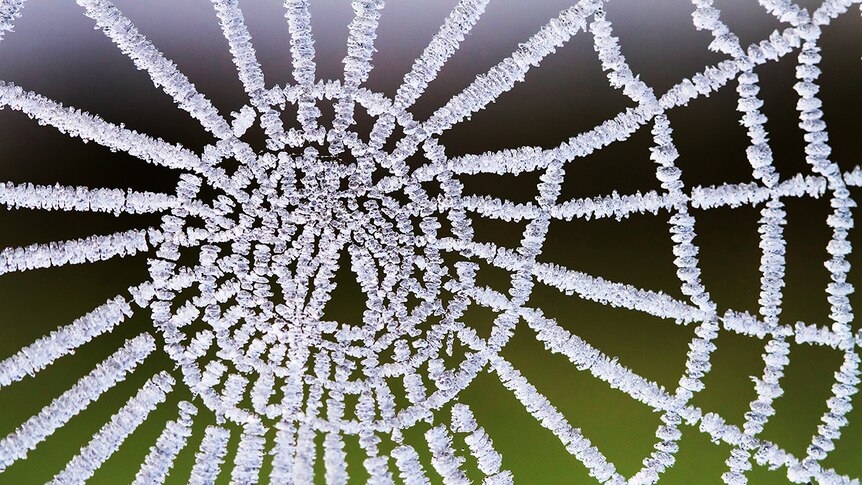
[0,0,860,483]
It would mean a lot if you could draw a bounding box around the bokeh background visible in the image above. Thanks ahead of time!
[0,0,860,483]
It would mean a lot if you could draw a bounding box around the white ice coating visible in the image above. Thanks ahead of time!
[0,0,860,483]
[230,418,267,484]
[0,334,156,472]
[189,426,231,485]
[0,229,148,276]
[0,0,23,41]
[48,371,175,484]
[393,444,431,485]
[0,182,177,215]
[450,404,507,479]
[426,425,470,485]
[0,292,137,388]
[132,401,198,485]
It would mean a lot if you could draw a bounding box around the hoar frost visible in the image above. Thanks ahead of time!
[0,0,860,483]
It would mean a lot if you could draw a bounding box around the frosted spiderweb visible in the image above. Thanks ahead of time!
[0,0,860,483]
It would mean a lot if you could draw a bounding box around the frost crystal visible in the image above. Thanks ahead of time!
[0,0,860,483]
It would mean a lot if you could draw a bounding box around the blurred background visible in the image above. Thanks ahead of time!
[0,0,860,483]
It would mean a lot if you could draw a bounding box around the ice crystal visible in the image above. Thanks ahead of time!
[0,0,860,483]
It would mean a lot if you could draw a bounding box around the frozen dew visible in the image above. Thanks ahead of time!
[0,0,860,483]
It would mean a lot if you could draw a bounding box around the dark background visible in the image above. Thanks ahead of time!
[0,0,860,483]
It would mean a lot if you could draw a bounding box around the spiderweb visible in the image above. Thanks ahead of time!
[0,0,860,483]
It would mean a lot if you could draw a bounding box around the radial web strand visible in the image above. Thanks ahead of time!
[0,334,156,472]
[48,371,175,484]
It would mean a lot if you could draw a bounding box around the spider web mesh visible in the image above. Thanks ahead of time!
[0,0,860,483]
